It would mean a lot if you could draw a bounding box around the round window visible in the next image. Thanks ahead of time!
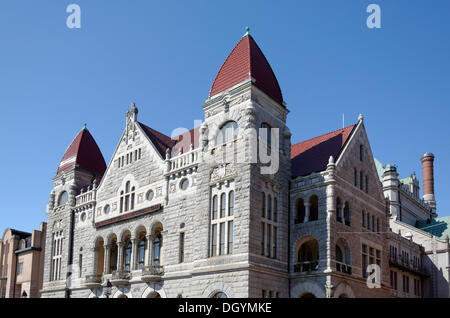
[146,190,154,201]
[80,212,87,222]
[180,178,189,190]
[104,205,111,215]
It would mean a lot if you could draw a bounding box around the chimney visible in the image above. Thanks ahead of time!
[421,152,436,210]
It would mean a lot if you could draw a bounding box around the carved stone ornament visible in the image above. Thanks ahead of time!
[210,164,237,183]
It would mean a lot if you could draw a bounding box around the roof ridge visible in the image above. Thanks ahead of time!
[292,124,356,147]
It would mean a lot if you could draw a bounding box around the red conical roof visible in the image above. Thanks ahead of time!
[57,127,106,176]
[209,34,284,105]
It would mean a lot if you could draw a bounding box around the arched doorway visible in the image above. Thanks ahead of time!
[300,293,316,298]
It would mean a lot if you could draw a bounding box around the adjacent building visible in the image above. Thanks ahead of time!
[40,31,449,298]
[0,223,47,298]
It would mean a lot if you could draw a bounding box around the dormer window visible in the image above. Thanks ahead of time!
[216,121,239,145]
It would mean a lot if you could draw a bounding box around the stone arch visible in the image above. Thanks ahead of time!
[134,224,147,239]
[106,232,118,245]
[150,220,164,236]
[334,282,356,298]
[202,282,233,298]
[292,281,326,298]
[119,228,132,243]
[141,285,167,298]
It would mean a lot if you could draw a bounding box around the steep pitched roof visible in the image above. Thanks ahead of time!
[209,34,284,105]
[291,125,356,178]
[416,216,450,240]
[57,128,107,176]
[138,122,200,158]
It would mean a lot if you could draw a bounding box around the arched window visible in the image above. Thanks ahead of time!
[220,193,226,218]
[335,238,352,274]
[216,121,239,145]
[261,193,266,217]
[212,195,218,220]
[296,238,319,272]
[109,237,118,273]
[58,191,68,206]
[295,198,305,224]
[309,195,319,221]
[123,240,132,272]
[344,202,351,226]
[120,181,135,213]
[267,195,272,220]
[228,191,234,216]
[336,198,343,223]
[138,237,146,270]
[153,233,162,266]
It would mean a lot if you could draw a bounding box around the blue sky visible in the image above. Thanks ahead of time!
[0,0,449,233]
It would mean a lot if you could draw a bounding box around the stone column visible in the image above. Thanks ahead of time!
[146,235,153,266]
[103,244,110,274]
[304,203,311,223]
[324,156,336,291]
[131,238,138,270]
[117,242,124,271]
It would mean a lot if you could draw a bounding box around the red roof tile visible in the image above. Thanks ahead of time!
[291,125,356,178]
[57,128,106,176]
[209,34,283,105]
[138,122,200,158]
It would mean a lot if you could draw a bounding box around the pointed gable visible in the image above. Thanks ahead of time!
[57,128,106,176]
[209,34,284,105]
[291,125,356,178]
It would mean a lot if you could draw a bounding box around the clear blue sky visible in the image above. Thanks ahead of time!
[0,0,449,233]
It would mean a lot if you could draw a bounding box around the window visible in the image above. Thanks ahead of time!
[210,189,234,257]
[260,123,272,154]
[261,222,265,256]
[344,202,351,226]
[336,198,343,223]
[360,171,364,191]
[367,213,371,230]
[360,145,364,162]
[120,181,135,213]
[403,275,410,293]
[228,191,234,216]
[295,198,305,224]
[376,218,380,233]
[362,211,366,228]
[390,271,398,290]
[138,237,146,269]
[216,121,239,145]
[123,240,132,272]
[309,195,319,221]
[365,176,369,194]
[180,178,189,190]
[354,169,358,187]
[104,205,111,215]
[153,234,162,266]
[51,231,63,281]
[261,193,266,218]
[58,191,68,206]
[267,195,272,220]
[146,190,154,201]
[262,194,279,259]
[372,215,375,232]
[79,254,83,278]
[273,198,278,222]
[179,232,185,263]
[18,262,23,275]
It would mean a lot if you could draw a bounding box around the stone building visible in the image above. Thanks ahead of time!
[40,31,449,298]
[0,223,47,298]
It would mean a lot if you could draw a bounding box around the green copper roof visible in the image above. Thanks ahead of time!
[400,176,413,185]
[416,216,450,240]
[374,158,385,181]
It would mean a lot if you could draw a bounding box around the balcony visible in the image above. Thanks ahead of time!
[84,274,103,289]
[141,265,164,283]
[389,254,429,277]
[111,270,132,286]
[293,261,319,273]
[336,262,352,275]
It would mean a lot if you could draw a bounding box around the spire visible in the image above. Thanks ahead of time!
[209,32,284,105]
[57,127,106,176]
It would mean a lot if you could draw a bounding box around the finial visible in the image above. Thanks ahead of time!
[328,156,334,164]
[243,26,250,37]
[358,114,364,122]
[83,123,88,131]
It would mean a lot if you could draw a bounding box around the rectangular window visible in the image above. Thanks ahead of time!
[227,221,233,254]
[362,244,368,278]
[365,175,369,194]
[273,198,278,222]
[228,191,234,216]
[18,262,23,275]
[179,232,185,263]
[362,211,366,228]
[261,193,265,217]
[220,194,226,218]
[138,148,141,159]
[212,196,218,220]
[354,169,358,187]
[219,222,225,255]
[262,290,266,298]
[51,231,63,281]
[261,222,265,256]
[267,196,272,220]
[360,145,364,162]
[372,216,375,232]
[79,254,83,278]
[360,171,364,191]
[273,226,277,259]
[377,219,380,233]
[211,224,217,257]
[267,225,271,257]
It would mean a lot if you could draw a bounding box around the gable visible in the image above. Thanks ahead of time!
[291,125,355,178]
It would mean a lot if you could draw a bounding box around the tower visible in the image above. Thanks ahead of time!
[42,125,106,297]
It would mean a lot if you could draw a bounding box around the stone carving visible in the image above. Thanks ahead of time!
[210,164,237,183]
